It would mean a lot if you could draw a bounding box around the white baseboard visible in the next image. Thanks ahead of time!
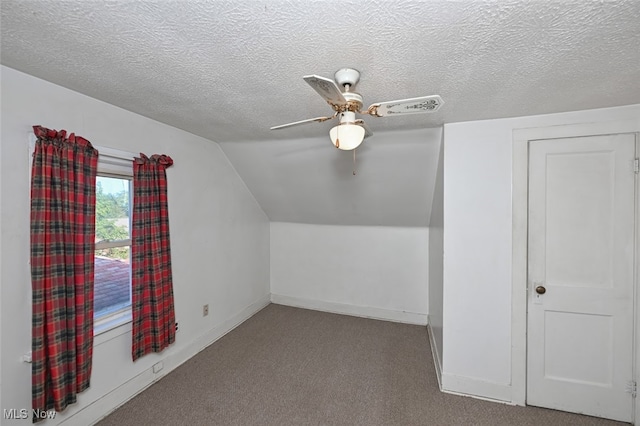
[427,322,443,390]
[58,294,271,426]
[271,294,428,325]
[441,373,513,404]
[59,368,156,426]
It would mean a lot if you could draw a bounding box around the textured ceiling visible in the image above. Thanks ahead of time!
[2,1,640,226]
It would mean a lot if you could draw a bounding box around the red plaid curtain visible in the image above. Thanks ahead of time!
[30,125,98,417]
[131,153,176,361]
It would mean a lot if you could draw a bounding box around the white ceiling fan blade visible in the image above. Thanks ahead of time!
[303,75,347,107]
[355,119,373,139]
[270,115,335,130]
[366,95,443,117]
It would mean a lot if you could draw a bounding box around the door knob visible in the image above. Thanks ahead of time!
[535,286,546,295]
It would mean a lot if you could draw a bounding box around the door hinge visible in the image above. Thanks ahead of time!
[626,380,637,397]
[634,158,639,174]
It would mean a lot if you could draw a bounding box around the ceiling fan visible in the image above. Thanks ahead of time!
[270,68,443,151]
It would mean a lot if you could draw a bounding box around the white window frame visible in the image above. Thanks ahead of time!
[93,147,136,336]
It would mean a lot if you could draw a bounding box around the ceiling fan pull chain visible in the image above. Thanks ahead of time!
[353,148,357,176]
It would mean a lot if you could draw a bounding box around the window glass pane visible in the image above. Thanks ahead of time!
[95,175,132,323]
[96,176,130,243]
[94,247,131,319]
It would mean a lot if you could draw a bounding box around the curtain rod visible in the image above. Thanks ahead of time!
[29,132,137,161]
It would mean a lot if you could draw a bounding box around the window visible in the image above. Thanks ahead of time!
[94,175,132,329]
[92,148,136,333]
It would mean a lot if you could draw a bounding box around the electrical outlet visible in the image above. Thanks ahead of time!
[203,304,209,317]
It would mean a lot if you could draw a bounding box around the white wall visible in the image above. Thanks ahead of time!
[0,66,270,425]
[442,103,640,402]
[428,133,444,380]
[270,222,429,325]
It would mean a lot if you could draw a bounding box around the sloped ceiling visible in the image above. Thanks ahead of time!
[2,1,639,226]
[220,128,442,226]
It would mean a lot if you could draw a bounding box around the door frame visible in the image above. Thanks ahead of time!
[511,120,640,421]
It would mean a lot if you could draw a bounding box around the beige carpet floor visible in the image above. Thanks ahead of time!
[97,304,626,425]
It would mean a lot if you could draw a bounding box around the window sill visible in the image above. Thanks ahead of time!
[94,309,132,346]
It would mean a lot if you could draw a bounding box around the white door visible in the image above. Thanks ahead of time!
[527,133,636,422]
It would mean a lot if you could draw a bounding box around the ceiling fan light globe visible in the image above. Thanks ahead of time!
[329,124,365,151]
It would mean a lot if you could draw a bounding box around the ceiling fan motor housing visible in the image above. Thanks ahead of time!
[342,92,363,112]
